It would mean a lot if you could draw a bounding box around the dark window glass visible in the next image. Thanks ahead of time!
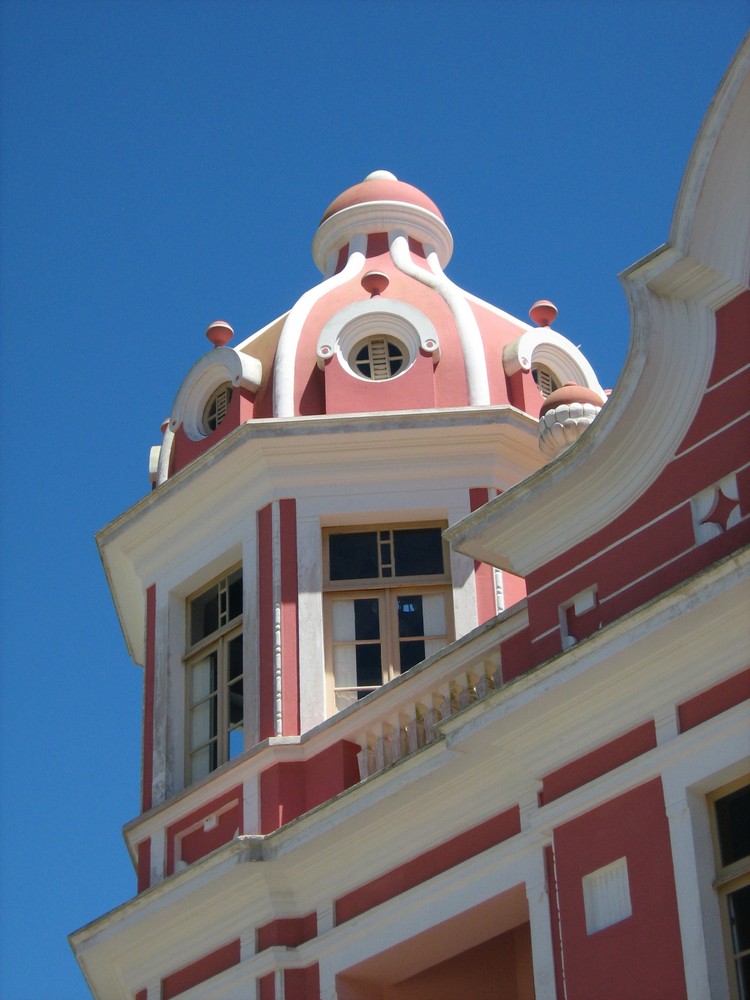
[228,570,243,621]
[729,883,750,955]
[354,598,380,640]
[191,588,219,645]
[355,644,382,691]
[716,785,750,866]
[329,532,379,580]
[399,640,426,671]
[397,595,424,637]
[393,528,444,577]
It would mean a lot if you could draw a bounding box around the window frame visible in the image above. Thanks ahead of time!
[183,566,244,783]
[709,776,750,1000]
[322,523,454,714]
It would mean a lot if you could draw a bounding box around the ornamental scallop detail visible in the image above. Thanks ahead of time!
[538,382,606,459]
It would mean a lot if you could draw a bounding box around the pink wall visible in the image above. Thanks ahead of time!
[551,778,687,1000]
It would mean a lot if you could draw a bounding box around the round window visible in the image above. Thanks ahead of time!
[202,383,233,434]
[350,336,407,381]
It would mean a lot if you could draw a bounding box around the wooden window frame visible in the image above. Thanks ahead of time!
[709,776,750,1000]
[184,567,243,783]
[323,524,454,714]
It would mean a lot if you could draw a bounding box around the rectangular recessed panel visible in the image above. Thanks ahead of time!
[582,857,632,935]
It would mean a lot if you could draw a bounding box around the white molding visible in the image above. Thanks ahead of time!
[312,201,453,272]
[316,297,439,371]
[168,348,262,440]
[273,235,367,418]
[388,232,491,406]
[503,326,605,396]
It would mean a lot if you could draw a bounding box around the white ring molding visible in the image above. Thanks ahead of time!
[502,328,605,396]
[316,298,440,373]
[168,347,262,440]
[313,202,454,273]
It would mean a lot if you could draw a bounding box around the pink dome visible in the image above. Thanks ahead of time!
[321,171,444,223]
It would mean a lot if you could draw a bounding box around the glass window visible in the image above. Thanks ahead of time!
[324,525,452,713]
[185,568,243,782]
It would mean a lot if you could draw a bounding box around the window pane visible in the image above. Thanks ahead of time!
[190,585,219,644]
[729,883,750,954]
[354,598,380,640]
[228,635,243,681]
[191,696,217,748]
[399,639,426,671]
[228,725,243,760]
[356,644,382,689]
[398,595,424,637]
[333,646,358,690]
[227,569,243,621]
[190,746,214,782]
[716,785,750,866]
[191,653,217,703]
[421,593,446,636]
[393,528,444,577]
[329,532,379,580]
[332,600,356,642]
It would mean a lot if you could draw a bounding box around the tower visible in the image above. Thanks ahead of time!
[72,39,750,1000]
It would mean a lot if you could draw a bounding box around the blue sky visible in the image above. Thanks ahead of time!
[0,3,746,996]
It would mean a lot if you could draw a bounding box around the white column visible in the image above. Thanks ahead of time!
[524,844,560,1000]
[661,777,719,1000]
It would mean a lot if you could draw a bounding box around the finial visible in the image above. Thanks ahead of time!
[529,300,558,327]
[205,320,234,348]
[364,170,398,181]
[361,271,389,296]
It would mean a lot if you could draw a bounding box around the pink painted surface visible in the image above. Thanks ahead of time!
[259,740,361,834]
[161,939,241,1000]
[678,665,750,732]
[142,584,156,813]
[335,806,520,925]
[169,387,254,476]
[502,570,527,608]
[552,779,687,1000]
[256,913,317,953]
[321,177,443,222]
[258,972,275,1000]
[499,627,532,682]
[541,721,657,804]
[284,964,320,1000]
[257,503,275,741]
[469,488,497,625]
[136,838,150,893]
[279,499,300,736]
[165,785,243,875]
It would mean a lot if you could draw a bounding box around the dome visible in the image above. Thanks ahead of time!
[320,170,444,224]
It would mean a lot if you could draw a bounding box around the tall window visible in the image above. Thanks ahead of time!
[324,525,452,712]
[185,568,243,782]
[711,779,750,999]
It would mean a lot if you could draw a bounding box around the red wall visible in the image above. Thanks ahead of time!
[551,779,687,1000]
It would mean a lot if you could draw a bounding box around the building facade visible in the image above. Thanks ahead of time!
[72,40,750,1000]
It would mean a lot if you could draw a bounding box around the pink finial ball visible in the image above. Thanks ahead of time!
[529,300,558,327]
[206,320,234,348]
